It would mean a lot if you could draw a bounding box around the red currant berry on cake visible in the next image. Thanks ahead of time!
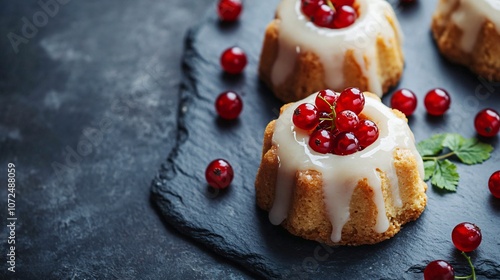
[336,87,365,115]
[335,110,359,132]
[332,0,355,7]
[215,91,243,120]
[315,89,339,112]
[217,0,243,22]
[332,5,357,29]
[301,0,325,18]
[355,119,379,148]
[391,88,417,116]
[220,47,247,74]
[424,260,454,280]
[474,108,500,137]
[489,170,500,199]
[312,4,335,28]
[424,88,451,116]
[205,159,234,189]
[332,131,359,155]
[293,103,320,130]
[309,129,334,154]
[451,222,482,252]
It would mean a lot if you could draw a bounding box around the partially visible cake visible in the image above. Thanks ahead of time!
[258,0,404,102]
[254,91,427,245]
[432,0,500,80]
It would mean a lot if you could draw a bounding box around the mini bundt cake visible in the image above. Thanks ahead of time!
[255,90,427,245]
[258,0,404,102]
[432,0,500,80]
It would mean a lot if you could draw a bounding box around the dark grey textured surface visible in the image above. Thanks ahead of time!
[0,0,253,279]
[152,0,500,279]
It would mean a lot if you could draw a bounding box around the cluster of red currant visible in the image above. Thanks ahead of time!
[424,222,482,280]
[391,88,500,137]
[204,0,247,190]
[301,0,357,29]
[292,88,379,155]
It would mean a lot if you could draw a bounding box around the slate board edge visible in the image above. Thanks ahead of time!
[150,24,277,279]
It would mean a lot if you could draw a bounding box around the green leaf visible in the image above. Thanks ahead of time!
[423,160,436,181]
[453,138,493,165]
[417,134,447,156]
[431,159,459,191]
[442,133,465,151]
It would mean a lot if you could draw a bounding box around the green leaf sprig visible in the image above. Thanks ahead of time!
[417,133,493,192]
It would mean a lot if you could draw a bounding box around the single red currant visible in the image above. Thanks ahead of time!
[332,0,355,7]
[301,0,325,18]
[315,89,339,112]
[332,131,359,155]
[474,108,500,137]
[215,91,243,120]
[332,5,357,29]
[293,103,320,131]
[355,119,379,148]
[489,170,500,199]
[335,110,359,132]
[391,88,418,116]
[336,87,365,115]
[424,260,454,280]
[217,0,243,22]
[312,4,335,28]
[309,129,334,154]
[205,159,234,189]
[424,88,451,116]
[220,46,247,74]
[451,222,482,252]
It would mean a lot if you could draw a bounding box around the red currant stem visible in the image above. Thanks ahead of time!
[422,151,455,161]
[454,252,476,280]
[325,0,336,12]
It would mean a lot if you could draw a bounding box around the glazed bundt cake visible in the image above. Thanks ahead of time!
[432,0,500,80]
[255,90,427,245]
[258,0,404,102]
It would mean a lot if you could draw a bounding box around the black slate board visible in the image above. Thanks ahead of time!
[151,0,500,278]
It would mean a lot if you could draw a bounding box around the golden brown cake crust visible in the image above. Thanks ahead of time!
[432,13,500,81]
[258,14,404,103]
[255,101,427,246]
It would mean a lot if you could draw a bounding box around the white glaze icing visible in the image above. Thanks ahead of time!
[270,93,424,243]
[270,0,403,97]
[434,0,500,53]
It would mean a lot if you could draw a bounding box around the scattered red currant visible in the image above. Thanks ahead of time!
[332,5,357,29]
[293,103,320,131]
[205,159,234,189]
[315,89,339,112]
[309,129,334,153]
[424,260,454,280]
[217,0,243,22]
[474,108,500,137]
[312,4,335,28]
[391,88,417,116]
[220,46,247,74]
[215,91,243,120]
[336,87,365,114]
[424,88,451,116]
[452,222,482,253]
[332,131,359,155]
[489,170,500,199]
[355,119,379,148]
